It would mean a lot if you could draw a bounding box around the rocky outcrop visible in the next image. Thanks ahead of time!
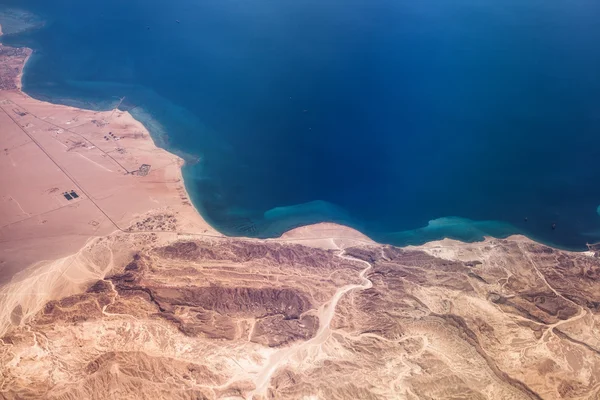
[3,234,600,399]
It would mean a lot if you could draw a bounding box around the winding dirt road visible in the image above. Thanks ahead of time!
[248,250,373,398]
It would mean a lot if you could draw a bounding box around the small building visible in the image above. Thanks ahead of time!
[137,164,151,176]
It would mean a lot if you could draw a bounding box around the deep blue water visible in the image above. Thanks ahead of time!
[2,0,600,249]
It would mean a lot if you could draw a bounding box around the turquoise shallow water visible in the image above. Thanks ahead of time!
[2,0,600,250]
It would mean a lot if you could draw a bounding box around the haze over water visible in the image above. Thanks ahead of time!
[2,0,600,249]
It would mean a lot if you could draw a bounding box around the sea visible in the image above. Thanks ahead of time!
[1,0,600,250]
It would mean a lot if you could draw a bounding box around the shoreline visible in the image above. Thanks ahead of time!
[1,22,595,253]
[4,18,600,400]
[0,35,386,335]
[0,36,595,252]
[0,35,219,281]
[1,27,596,269]
[2,37,596,337]
[0,37,387,246]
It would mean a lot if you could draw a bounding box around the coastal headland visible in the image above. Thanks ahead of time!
[1,37,600,400]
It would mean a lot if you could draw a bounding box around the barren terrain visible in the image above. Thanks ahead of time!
[0,41,216,287]
[3,230,600,399]
[2,36,600,400]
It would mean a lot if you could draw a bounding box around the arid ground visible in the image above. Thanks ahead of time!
[1,38,600,400]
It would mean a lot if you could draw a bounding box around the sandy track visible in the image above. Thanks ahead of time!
[248,249,373,398]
